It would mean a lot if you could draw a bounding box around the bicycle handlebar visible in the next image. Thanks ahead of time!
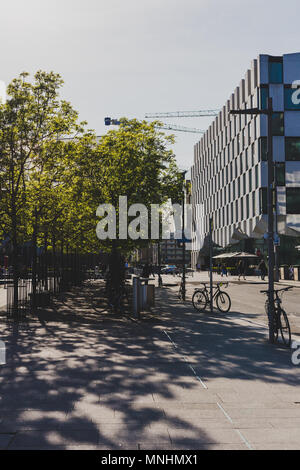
[260,286,293,294]
[201,281,229,287]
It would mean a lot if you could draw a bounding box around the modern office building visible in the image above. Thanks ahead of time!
[191,53,300,269]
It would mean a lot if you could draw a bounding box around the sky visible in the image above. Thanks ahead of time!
[1,0,300,171]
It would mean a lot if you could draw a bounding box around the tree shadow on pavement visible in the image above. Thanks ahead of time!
[0,281,223,450]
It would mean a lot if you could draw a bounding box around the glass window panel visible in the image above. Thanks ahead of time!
[246,194,249,219]
[269,60,283,84]
[259,137,268,161]
[271,113,284,136]
[286,188,300,214]
[285,137,300,161]
[260,86,269,110]
[275,163,285,186]
[249,168,252,191]
[260,188,268,214]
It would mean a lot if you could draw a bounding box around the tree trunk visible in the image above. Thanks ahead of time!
[31,207,38,313]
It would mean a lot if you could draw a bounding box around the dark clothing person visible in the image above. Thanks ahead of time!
[221,264,227,277]
[142,263,151,284]
[237,260,246,280]
[258,260,267,280]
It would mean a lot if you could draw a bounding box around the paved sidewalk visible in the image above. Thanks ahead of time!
[0,281,299,450]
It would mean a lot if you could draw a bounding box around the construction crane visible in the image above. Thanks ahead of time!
[104,117,204,134]
[145,109,219,119]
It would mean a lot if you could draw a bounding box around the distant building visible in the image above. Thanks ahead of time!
[191,53,300,269]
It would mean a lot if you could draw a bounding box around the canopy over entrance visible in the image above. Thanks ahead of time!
[213,251,258,260]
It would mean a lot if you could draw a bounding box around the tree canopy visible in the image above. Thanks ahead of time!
[0,71,182,264]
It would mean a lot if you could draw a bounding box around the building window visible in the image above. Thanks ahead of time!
[252,191,256,216]
[275,163,285,186]
[255,165,259,188]
[286,188,300,214]
[260,86,269,110]
[249,168,252,191]
[246,194,249,219]
[243,173,246,195]
[248,122,251,146]
[269,57,283,84]
[259,137,268,161]
[272,113,284,136]
[260,188,268,214]
[285,137,300,161]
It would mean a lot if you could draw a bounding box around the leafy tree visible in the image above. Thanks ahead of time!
[0,71,87,314]
[90,118,183,294]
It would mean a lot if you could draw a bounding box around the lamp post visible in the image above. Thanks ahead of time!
[230,97,276,343]
[181,170,188,301]
[209,217,213,313]
[274,162,280,282]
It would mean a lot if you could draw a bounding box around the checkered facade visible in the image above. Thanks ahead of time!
[191,53,300,268]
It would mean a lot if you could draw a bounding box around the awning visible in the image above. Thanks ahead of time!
[213,252,238,259]
[213,251,258,259]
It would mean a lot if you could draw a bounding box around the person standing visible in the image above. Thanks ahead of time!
[142,263,151,285]
[221,263,228,277]
[258,259,267,281]
[237,259,246,281]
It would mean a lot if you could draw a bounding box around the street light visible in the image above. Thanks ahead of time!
[181,170,188,301]
[230,97,276,343]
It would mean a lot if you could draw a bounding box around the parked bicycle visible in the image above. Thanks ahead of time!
[178,277,185,300]
[192,282,231,313]
[260,286,293,347]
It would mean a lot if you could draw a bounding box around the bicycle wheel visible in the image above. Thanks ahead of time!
[279,309,291,347]
[192,290,207,311]
[216,291,231,313]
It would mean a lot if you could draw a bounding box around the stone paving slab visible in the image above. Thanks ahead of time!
[168,427,244,445]
[1,280,300,450]
[241,427,300,445]
[0,434,14,449]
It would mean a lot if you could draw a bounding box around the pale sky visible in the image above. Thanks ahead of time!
[1,0,300,170]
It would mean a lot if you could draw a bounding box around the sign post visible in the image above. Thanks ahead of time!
[209,217,213,313]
